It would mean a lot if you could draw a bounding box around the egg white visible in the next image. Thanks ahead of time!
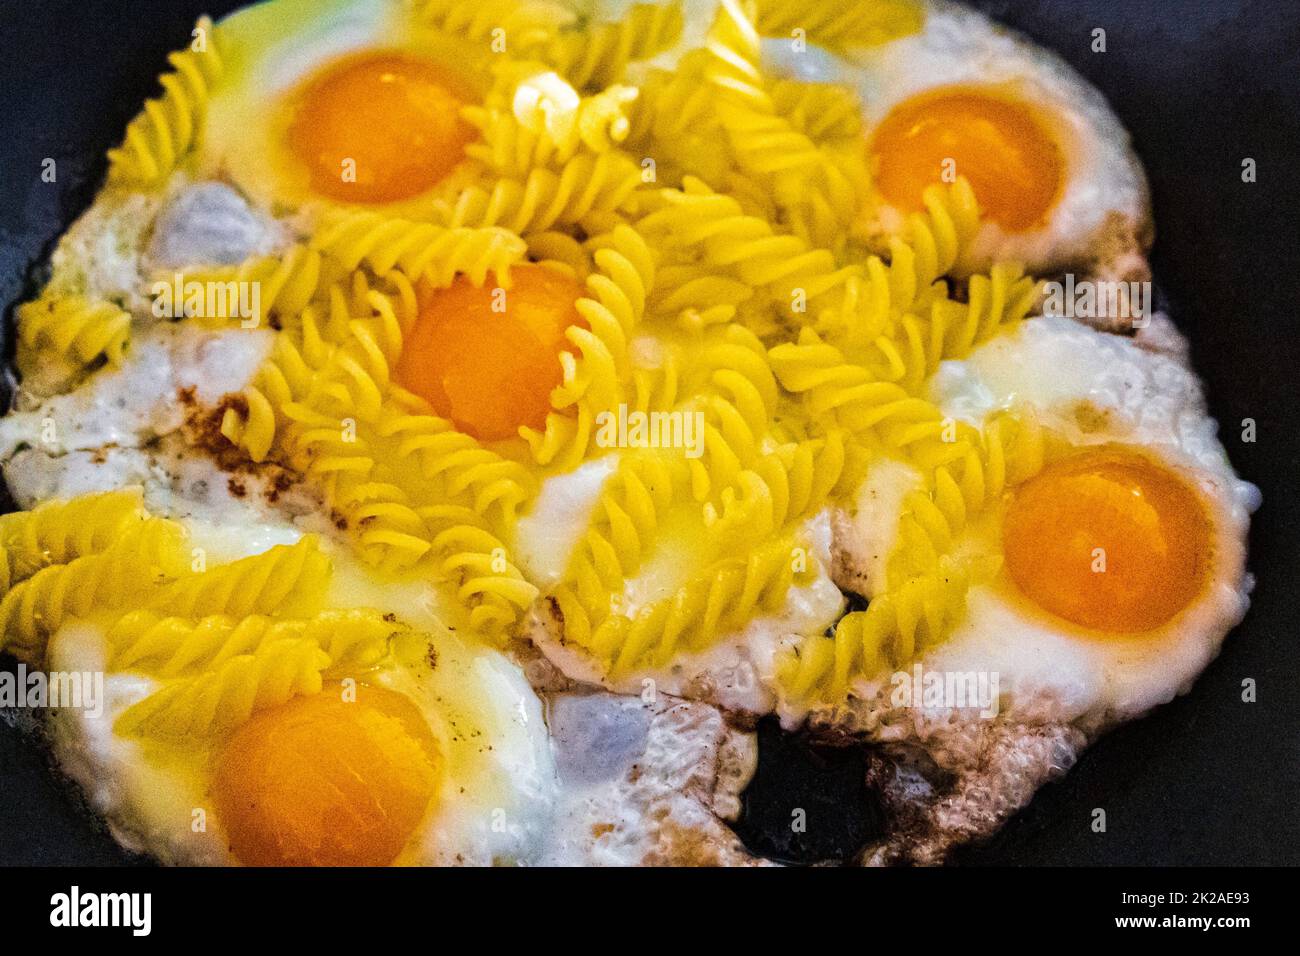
[539,690,760,866]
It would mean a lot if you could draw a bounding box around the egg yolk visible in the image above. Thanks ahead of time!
[394,266,587,442]
[212,684,440,867]
[1002,449,1212,633]
[287,52,476,204]
[870,87,1064,232]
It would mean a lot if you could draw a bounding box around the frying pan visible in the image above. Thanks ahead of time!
[1,0,1297,866]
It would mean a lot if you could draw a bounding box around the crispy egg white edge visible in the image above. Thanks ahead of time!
[539,689,761,866]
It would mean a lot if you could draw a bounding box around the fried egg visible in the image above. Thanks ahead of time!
[764,0,1151,274]
[203,0,489,216]
[818,315,1256,731]
[44,519,559,867]
[911,315,1257,728]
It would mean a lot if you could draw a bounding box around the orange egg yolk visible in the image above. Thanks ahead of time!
[1002,449,1212,633]
[212,684,440,867]
[287,52,476,204]
[394,265,587,442]
[870,87,1064,232]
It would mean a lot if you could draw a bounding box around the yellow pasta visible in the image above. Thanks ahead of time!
[0,489,147,585]
[147,536,331,620]
[36,0,1072,718]
[750,0,925,54]
[545,0,685,90]
[107,607,400,677]
[704,0,867,249]
[412,0,576,54]
[106,16,225,185]
[311,212,527,288]
[0,518,187,665]
[522,223,658,468]
[114,637,330,741]
[15,294,132,369]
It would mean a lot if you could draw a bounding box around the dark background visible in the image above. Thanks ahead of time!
[1,0,1297,866]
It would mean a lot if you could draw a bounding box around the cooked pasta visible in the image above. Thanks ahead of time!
[0,518,187,665]
[170,243,327,328]
[704,0,867,249]
[107,607,400,677]
[545,0,686,90]
[106,16,225,185]
[311,212,527,289]
[750,0,925,54]
[0,488,147,586]
[15,294,132,369]
[412,0,575,54]
[522,223,657,468]
[114,637,331,741]
[147,536,331,620]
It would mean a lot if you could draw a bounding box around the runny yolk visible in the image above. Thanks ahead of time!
[1002,448,1212,633]
[394,265,587,442]
[870,87,1064,232]
[212,684,440,867]
[287,52,476,204]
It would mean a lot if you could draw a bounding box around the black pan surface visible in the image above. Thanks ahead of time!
[1,0,1297,866]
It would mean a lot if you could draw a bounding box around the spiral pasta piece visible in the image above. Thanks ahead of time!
[704,0,866,248]
[412,0,576,53]
[433,150,643,235]
[637,177,859,311]
[778,554,970,702]
[222,273,419,462]
[523,223,657,467]
[561,452,685,615]
[379,413,539,526]
[889,409,1045,582]
[170,243,328,328]
[703,428,855,548]
[147,536,331,620]
[769,78,864,144]
[750,0,924,54]
[769,328,958,458]
[472,79,640,174]
[780,408,1047,702]
[864,262,1041,393]
[568,532,813,674]
[312,212,527,289]
[0,518,187,665]
[107,607,401,677]
[417,504,537,637]
[114,637,330,741]
[106,16,225,185]
[0,489,147,586]
[545,0,685,90]
[16,294,132,369]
